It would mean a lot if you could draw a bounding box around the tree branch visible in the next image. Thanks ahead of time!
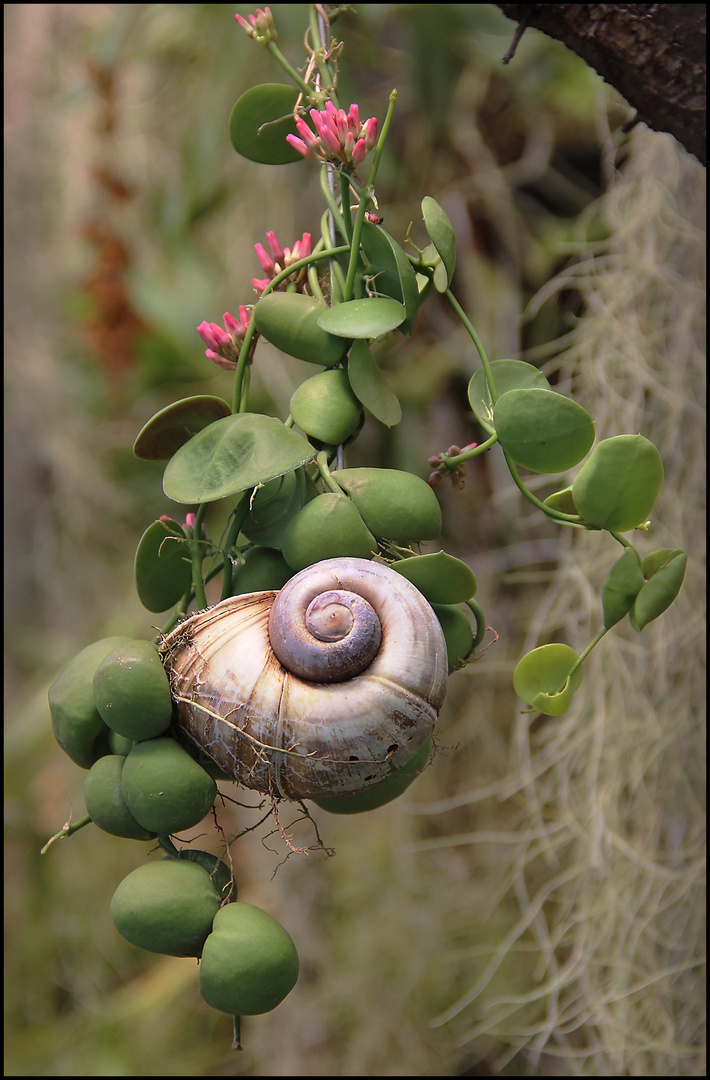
[496,4,706,166]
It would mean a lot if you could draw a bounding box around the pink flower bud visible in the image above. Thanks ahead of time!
[286,134,311,158]
[251,276,272,293]
[253,242,275,274]
[351,139,368,166]
[347,103,360,133]
[362,116,378,150]
[265,230,284,263]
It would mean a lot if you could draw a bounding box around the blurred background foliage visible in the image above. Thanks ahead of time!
[4,4,705,1076]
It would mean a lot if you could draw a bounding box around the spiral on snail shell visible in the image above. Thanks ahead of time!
[160,557,448,801]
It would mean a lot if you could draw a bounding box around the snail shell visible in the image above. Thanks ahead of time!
[160,557,447,801]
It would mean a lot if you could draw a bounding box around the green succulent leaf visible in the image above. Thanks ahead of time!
[493,388,595,474]
[316,297,406,339]
[162,413,315,504]
[573,434,664,532]
[513,643,582,717]
[468,360,550,436]
[360,222,420,335]
[421,196,456,291]
[601,547,645,628]
[391,551,477,605]
[133,396,232,461]
[629,549,687,631]
[346,339,402,428]
[134,519,192,613]
[229,83,303,165]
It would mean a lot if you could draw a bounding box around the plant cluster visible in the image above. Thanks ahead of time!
[44,4,687,1049]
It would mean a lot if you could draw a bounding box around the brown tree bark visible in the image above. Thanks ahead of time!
[496,4,706,165]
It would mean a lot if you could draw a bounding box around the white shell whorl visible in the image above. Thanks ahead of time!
[161,557,447,800]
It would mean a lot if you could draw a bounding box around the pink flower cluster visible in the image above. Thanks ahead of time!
[287,102,378,168]
[428,443,479,489]
[252,230,312,293]
[234,7,276,43]
[196,308,251,371]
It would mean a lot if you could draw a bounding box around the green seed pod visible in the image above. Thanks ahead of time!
[93,639,173,741]
[175,849,236,906]
[312,739,432,815]
[290,369,363,445]
[254,292,348,365]
[282,493,377,571]
[432,603,475,672]
[110,858,223,957]
[331,468,442,541]
[84,754,156,840]
[198,902,299,1016]
[230,547,292,596]
[48,637,132,769]
[121,738,217,835]
[241,468,318,549]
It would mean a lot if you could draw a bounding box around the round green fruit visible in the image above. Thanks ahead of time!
[121,738,217,835]
[290,369,363,446]
[110,858,223,957]
[331,467,442,541]
[312,739,432,814]
[282,493,377,571]
[48,636,132,768]
[84,755,156,840]
[176,849,236,905]
[199,902,299,1016]
[254,292,347,365]
[230,547,292,595]
[93,639,173,741]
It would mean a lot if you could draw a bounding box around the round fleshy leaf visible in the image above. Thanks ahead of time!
[133,397,232,461]
[391,551,477,605]
[134,519,192,613]
[347,339,402,428]
[421,196,456,291]
[331,468,441,542]
[601,547,645,628]
[513,644,582,716]
[630,549,687,631]
[162,413,315,504]
[493,388,595,474]
[432,604,475,672]
[361,222,420,335]
[543,486,578,516]
[468,360,550,436]
[572,435,664,532]
[229,83,303,165]
[316,298,406,339]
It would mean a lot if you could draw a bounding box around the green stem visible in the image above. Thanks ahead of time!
[342,89,398,302]
[339,172,354,245]
[157,835,181,858]
[320,168,349,242]
[308,7,338,105]
[265,41,313,98]
[443,433,498,467]
[501,449,586,526]
[41,814,92,854]
[465,598,487,651]
[220,493,251,601]
[444,289,499,402]
[563,625,610,686]
[231,318,258,415]
[191,505,208,609]
[316,450,346,495]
